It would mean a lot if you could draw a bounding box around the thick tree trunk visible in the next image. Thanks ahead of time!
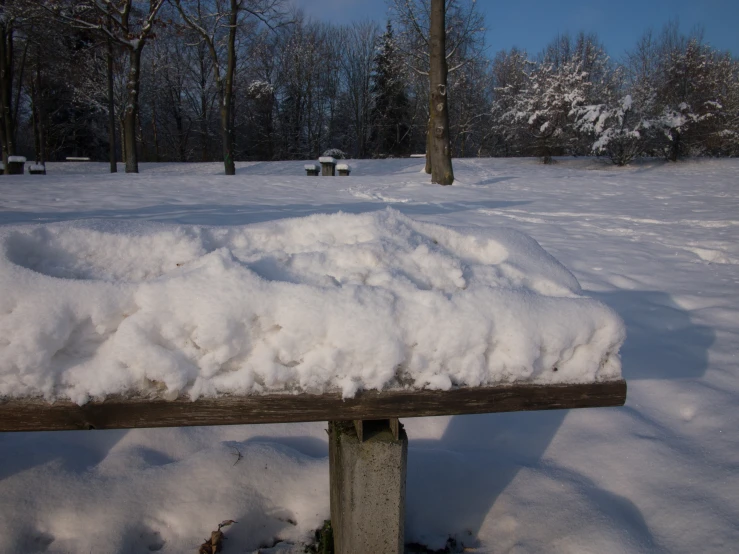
[137,112,149,162]
[151,104,160,162]
[106,56,117,170]
[124,109,137,172]
[124,47,142,173]
[428,0,454,185]
[31,58,47,166]
[31,81,41,162]
[107,29,117,172]
[199,46,209,162]
[119,116,127,164]
[424,116,432,174]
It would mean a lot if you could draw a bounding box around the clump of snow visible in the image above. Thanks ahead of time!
[336,163,351,171]
[318,156,336,164]
[28,163,46,171]
[321,148,347,159]
[303,163,319,170]
[7,156,26,163]
[0,209,623,404]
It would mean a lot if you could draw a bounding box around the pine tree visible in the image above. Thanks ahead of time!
[370,22,410,157]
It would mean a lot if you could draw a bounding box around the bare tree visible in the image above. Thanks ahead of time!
[47,0,166,173]
[389,0,483,180]
[427,0,453,183]
[339,21,379,158]
[0,0,31,172]
[174,0,286,175]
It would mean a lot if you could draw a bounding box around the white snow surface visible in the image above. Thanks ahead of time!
[1,157,739,553]
[0,208,622,403]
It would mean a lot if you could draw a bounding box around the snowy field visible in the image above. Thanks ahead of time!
[0,157,738,553]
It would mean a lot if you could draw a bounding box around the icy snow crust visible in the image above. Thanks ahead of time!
[0,209,622,404]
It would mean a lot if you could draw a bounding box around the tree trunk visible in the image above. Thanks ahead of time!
[0,19,15,173]
[124,108,137,172]
[33,60,47,165]
[124,47,142,173]
[218,0,237,176]
[199,45,209,162]
[424,116,432,173]
[31,80,41,162]
[119,115,127,164]
[107,32,117,172]
[428,0,454,185]
[137,112,149,162]
[151,103,160,162]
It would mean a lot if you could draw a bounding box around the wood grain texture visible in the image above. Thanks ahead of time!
[0,380,626,432]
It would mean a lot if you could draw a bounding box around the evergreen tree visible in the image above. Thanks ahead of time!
[370,22,410,157]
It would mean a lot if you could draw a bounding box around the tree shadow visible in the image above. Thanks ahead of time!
[591,290,714,380]
[0,199,531,226]
[404,289,714,548]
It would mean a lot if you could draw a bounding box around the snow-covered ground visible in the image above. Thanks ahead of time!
[1,158,738,553]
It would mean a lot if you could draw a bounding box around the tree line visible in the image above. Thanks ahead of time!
[0,1,737,175]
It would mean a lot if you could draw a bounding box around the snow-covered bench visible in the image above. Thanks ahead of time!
[318,156,337,176]
[0,382,625,552]
[304,163,320,176]
[29,163,46,175]
[0,382,626,553]
[0,210,627,554]
[6,155,26,174]
[336,163,351,176]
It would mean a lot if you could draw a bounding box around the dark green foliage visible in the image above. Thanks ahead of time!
[304,520,334,554]
[370,22,411,158]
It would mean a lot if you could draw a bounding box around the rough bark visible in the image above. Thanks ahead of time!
[123,47,142,173]
[220,0,237,176]
[0,12,15,173]
[175,0,238,175]
[106,16,117,173]
[428,0,454,185]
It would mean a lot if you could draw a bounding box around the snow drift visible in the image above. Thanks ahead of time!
[0,209,624,404]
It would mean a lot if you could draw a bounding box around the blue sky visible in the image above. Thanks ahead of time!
[290,0,739,60]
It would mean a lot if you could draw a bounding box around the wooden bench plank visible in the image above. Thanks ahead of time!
[0,380,626,432]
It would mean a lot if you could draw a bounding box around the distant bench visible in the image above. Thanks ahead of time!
[305,158,352,176]
[0,380,626,553]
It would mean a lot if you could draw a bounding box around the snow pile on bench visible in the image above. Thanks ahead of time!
[0,209,624,404]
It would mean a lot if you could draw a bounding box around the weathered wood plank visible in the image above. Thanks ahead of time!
[0,380,626,432]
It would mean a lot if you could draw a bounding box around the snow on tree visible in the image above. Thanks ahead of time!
[489,48,530,156]
[370,21,410,158]
[501,59,591,163]
[575,95,644,166]
[626,23,739,161]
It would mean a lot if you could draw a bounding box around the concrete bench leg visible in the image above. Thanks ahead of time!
[329,419,407,554]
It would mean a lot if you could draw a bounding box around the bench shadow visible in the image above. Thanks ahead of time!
[405,289,714,548]
[0,429,129,481]
[0,288,714,549]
